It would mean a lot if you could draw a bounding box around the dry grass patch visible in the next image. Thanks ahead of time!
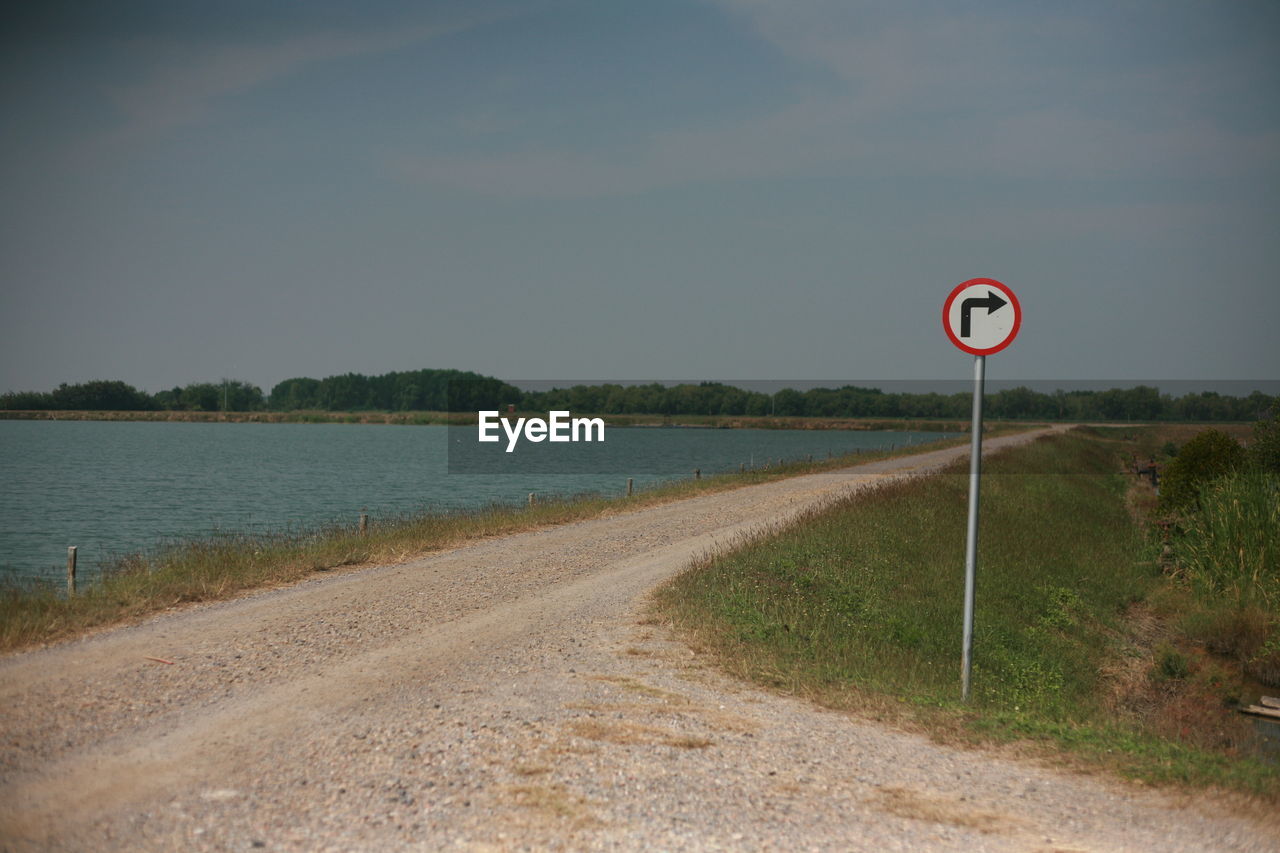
[869,786,1018,835]
[567,697,759,736]
[698,708,761,735]
[565,719,713,750]
[505,783,597,827]
[511,763,552,777]
[587,674,689,704]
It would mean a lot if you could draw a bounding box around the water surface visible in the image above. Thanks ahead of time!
[0,420,954,583]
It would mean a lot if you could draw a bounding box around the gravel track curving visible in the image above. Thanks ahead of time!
[1,426,1275,851]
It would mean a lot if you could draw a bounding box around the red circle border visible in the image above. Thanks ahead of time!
[942,278,1021,356]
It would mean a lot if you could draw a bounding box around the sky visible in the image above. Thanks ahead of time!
[2,0,1278,396]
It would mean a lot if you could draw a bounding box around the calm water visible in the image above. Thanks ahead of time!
[0,420,954,583]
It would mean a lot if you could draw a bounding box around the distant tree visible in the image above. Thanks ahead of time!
[0,390,54,410]
[177,382,222,411]
[268,377,322,411]
[151,386,185,410]
[221,379,265,411]
[758,388,790,417]
[49,380,153,411]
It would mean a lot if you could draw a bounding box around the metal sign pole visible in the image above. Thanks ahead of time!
[961,354,985,701]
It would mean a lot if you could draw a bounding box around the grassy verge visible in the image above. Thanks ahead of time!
[1,428,1022,655]
[652,428,1280,798]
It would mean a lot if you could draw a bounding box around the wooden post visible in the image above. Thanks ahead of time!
[529,492,536,506]
[359,512,368,535]
[694,468,701,481]
[67,546,77,596]
[626,478,633,497]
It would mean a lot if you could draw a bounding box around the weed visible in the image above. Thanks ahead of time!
[1154,644,1190,681]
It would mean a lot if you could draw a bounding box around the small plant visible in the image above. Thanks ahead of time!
[1154,643,1190,681]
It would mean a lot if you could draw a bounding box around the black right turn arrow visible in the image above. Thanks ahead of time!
[959,290,1008,337]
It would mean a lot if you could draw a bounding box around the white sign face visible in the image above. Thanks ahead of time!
[942,278,1021,356]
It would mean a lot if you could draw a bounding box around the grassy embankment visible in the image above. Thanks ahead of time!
[653,426,1280,798]
[0,427,1028,655]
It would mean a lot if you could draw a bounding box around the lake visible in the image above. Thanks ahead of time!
[0,420,955,584]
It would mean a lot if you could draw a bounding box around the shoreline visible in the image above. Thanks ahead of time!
[1,428,1010,653]
[0,408,982,432]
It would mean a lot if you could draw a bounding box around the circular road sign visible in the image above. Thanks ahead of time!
[943,278,1021,356]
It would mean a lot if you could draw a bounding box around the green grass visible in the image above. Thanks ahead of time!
[1,429,1002,655]
[1168,468,1280,608]
[653,430,1280,798]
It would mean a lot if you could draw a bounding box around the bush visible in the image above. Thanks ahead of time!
[1154,644,1190,681]
[1159,429,1244,511]
[1249,411,1280,474]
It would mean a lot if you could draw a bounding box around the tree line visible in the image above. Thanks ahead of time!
[516,382,1275,422]
[2,374,1274,422]
[0,370,521,414]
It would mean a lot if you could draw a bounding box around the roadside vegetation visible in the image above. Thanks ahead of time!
[653,418,1280,798]
[0,430,1003,654]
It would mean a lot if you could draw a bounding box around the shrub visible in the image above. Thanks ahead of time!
[1154,644,1190,681]
[1159,429,1244,511]
[1249,411,1280,474]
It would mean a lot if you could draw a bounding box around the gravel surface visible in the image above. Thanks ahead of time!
[2,427,1276,851]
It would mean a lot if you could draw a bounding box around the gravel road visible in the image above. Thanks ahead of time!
[2,427,1275,851]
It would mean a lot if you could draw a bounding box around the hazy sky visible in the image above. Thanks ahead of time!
[2,0,1277,395]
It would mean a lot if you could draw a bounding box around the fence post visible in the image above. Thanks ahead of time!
[529,492,536,506]
[67,546,77,596]
[694,468,701,481]
[626,478,634,497]
[359,511,368,535]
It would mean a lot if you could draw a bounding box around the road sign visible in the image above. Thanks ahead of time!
[943,276,1020,701]
[943,278,1021,356]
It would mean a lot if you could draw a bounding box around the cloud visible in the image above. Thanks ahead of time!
[399,1,1279,200]
[86,10,510,154]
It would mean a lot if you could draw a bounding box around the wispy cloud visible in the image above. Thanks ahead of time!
[85,11,510,156]
[399,1,1279,200]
